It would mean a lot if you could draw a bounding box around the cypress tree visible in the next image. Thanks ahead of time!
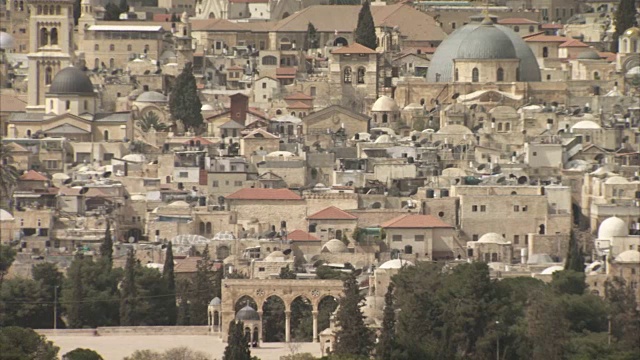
[224,321,252,360]
[163,242,177,325]
[304,22,318,51]
[376,283,396,360]
[188,245,215,324]
[334,274,374,357]
[66,255,84,328]
[613,0,637,51]
[103,2,121,21]
[169,63,203,132]
[120,249,138,326]
[565,229,585,273]
[118,0,129,14]
[354,1,377,50]
[100,221,113,266]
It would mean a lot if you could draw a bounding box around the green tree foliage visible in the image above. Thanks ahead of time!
[550,270,587,296]
[0,244,16,284]
[224,321,252,360]
[124,347,209,360]
[171,13,179,22]
[120,249,138,326]
[354,1,377,50]
[334,274,374,357]
[613,0,637,51]
[605,277,640,351]
[137,112,168,132]
[63,348,104,360]
[32,262,64,328]
[376,283,397,360]
[176,278,191,325]
[188,245,218,324]
[262,296,285,342]
[104,2,122,21]
[279,265,297,279]
[163,242,177,325]
[304,22,318,51]
[73,0,81,24]
[118,0,129,14]
[100,221,113,265]
[0,326,59,360]
[62,255,121,328]
[135,266,172,325]
[315,265,343,280]
[565,230,585,272]
[526,291,569,360]
[169,63,203,131]
[0,278,51,328]
[0,142,20,198]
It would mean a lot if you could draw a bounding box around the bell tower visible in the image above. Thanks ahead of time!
[26,0,75,112]
[175,12,194,69]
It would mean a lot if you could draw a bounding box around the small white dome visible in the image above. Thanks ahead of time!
[121,154,146,163]
[201,104,214,111]
[372,96,399,112]
[605,176,629,185]
[267,151,295,157]
[168,200,190,207]
[322,239,348,253]
[571,120,601,130]
[265,250,286,261]
[597,217,628,240]
[615,250,640,263]
[478,233,507,244]
[0,209,14,221]
[379,259,414,269]
[374,134,392,143]
[540,265,564,275]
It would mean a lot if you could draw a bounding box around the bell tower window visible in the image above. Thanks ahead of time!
[45,66,53,85]
[40,28,49,46]
[50,28,58,45]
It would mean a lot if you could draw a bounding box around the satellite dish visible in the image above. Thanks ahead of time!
[518,176,528,185]
[79,187,89,195]
[352,269,363,277]
[63,178,73,185]
[103,171,112,178]
[283,249,292,255]
[452,92,460,100]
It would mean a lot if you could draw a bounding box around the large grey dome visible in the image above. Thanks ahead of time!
[49,67,95,95]
[235,305,260,321]
[427,18,541,82]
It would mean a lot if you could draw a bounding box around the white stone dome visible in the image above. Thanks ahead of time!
[168,200,190,207]
[615,250,640,263]
[121,154,146,163]
[478,233,507,244]
[322,239,348,253]
[0,209,14,221]
[540,265,564,275]
[605,176,629,185]
[265,250,286,261]
[371,96,399,112]
[571,120,601,130]
[379,259,415,269]
[597,217,628,240]
[0,31,15,50]
[201,104,214,111]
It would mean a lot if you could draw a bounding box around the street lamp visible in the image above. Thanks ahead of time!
[495,320,500,360]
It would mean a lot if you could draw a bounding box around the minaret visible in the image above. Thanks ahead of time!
[175,12,194,69]
[26,0,75,112]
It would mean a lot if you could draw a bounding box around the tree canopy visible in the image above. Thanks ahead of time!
[354,1,377,50]
[224,321,252,360]
[169,63,203,132]
[333,274,374,357]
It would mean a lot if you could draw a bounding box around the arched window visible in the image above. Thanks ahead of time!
[262,55,277,65]
[103,130,109,140]
[110,44,115,51]
[65,100,70,110]
[529,25,535,33]
[84,100,88,110]
[127,44,132,51]
[109,58,115,68]
[382,113,388,123]
[542,46,548,58]
[454,68,459,81]
[343,67,352,83]
[357,67,365,84]
[497,122,503,131]
[56,5,60,14]
[505,122,511,131]
[593,71,600,80]
[94,58,100,69]
[94,44,99,51]
[50,28,58,45]
[472,67,479,82]
[45,66,53,85]
[514,26,520,32]
[26,129,32,137]
[40,28,49,46]
[37,5,42,14]
[497,67,504,81]
[206,222,212,234]
[43,4,48,14]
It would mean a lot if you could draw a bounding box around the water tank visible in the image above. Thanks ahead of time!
[440,189,449,198]
[426,189,435,198]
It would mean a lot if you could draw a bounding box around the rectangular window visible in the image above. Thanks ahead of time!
[310,87,316,96]
[392,235,402,242]
[514,205,520,212]
[45,160,58,169]
[212,180,219,187]
[179,172,188,178]
[524,235,529,245]
[258,267,265,272]
[472,205,478,212]
[522,206,528,212]
[234,181,243,186]
[262,83,267,89]
[480,205,487,212]
[514,235,520,244]
[414,235,425,242]
[472,234,479,241]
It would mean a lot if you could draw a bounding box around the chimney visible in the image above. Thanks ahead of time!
[229,93,249,126]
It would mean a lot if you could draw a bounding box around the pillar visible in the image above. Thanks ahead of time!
[257,311,263,342]
[312,310,319,343]
[285,310,291,342]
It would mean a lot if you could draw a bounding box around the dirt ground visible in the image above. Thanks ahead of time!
[46,334,324,360]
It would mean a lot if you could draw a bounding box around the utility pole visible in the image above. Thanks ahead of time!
[54,285,59,330]
[496,320,500,360]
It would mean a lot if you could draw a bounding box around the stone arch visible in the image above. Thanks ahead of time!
[40,28,49,46]
[234,294,258,313]
[262,55,277,65]
[317,295,338,335]
[290,295,313,342]
[262,295,286,342]
[50,28,58,45]
[472,67,479,82]
[333,37,348,46]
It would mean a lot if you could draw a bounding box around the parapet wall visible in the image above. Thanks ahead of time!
[36,326,210,337]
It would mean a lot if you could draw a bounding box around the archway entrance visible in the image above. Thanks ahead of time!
[333,37,348,46]
[262,295,285,342]
[291,296,313,342]
[317,295,338,336]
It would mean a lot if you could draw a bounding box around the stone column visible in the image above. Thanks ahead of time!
[285,310,291,343]
[257,310,264,342]
[312,310,319,343]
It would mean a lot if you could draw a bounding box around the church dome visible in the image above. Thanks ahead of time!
[136,91,167,103]
[576,49,601,60]
[379,259,414,269]
[322,239,348,253]
[235,305,260,321]
[597,217,628,240]
[49,67,95,95]
[0,31,15,50]
[571,120,601,130]
[427,17,540,82]
[615,250,640,263]
[623,27,640,38]
[371,96,399,112]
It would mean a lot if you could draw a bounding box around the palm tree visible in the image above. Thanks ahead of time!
[137,112,169,132]
[0,142,20,197]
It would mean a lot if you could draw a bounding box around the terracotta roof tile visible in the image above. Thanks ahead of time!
[20,170,48,181]
[242,128,278,139]
[559,39,588,48]
[284,91,313,101]
[276,67,297,79]
[287,229,320,241]
[226,188,303,200]
[308,206,357,220]
[380,214,453,229]
[331,43,377,54]
[286,101,313,109]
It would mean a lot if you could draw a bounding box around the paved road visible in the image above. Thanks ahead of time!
[47,334,323,360]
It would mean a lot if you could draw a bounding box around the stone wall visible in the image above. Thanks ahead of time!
[36,326,210,337]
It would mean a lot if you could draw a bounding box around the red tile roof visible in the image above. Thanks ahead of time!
[308,206,357,220]
[226,188,303,200]
[286,101,313,109]
[524,34,570,42]
[284,91,313,101]
[498,18,539,25]
[559,39,588,48]
[380,214,453,229]
[331,43,377,54]
[599,51,616,62]
[20,170,48,181]
[276,67,297,79]
[287,229,320,241]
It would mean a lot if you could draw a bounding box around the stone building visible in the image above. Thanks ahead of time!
[329,43,378,112]
[381,214,458,261]
[307,206,358,242]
